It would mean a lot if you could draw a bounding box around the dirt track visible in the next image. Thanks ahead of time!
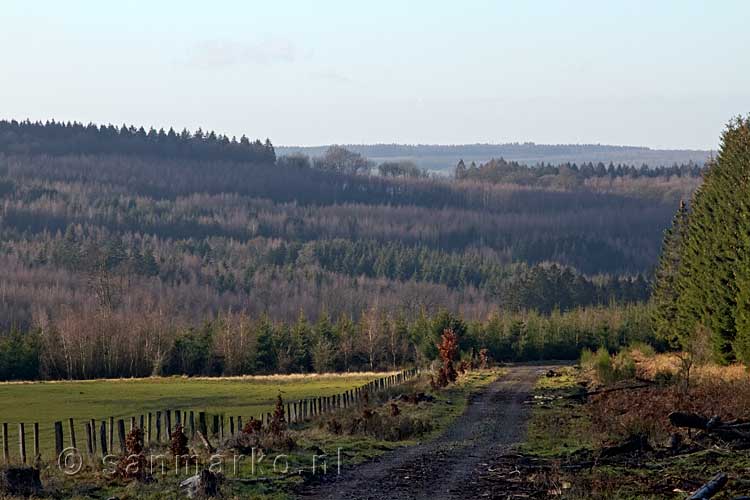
[297,364,553,500]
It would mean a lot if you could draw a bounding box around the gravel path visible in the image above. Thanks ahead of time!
[297,364,553,500]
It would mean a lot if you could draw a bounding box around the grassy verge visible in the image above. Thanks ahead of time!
[520,366,593,458]
[2,368,505,499]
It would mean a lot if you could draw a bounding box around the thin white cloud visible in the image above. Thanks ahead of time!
[312,69,354,84]
[187,38,300,68]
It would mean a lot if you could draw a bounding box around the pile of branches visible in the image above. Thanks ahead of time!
[669,412,750,449]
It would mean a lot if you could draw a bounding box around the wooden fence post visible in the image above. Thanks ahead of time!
[54,421,64,458]
[108,416,114,452]
[198,412,207,436]
[175,411,181,427]
[117,419,126,453]
[33,422,40,460]
[130,416,136,431]
[147,413,152,444]
[68,418,77,449]
[18,423,26,464]
[155,411,162,442]
[2,423,9,463]
[100,421,108,457]
[189,411,195,438]
[165,410,172,437]
[84,422,93,456]
[89,418,96,454]
[237,416,242,433]
[212,415,219,437]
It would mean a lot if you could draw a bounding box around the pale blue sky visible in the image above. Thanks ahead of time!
[2,1,748,148]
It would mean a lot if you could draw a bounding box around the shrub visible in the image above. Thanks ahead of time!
[579,348,594,367]
[479,348,490,369]
[589,348,636,385]
[629,342,655,358]
[116,427,150,482]
[614,351,636,380]
[269,394,286,437]
[169,424,189,458]
[241,417,262,435]
[228,430,261,454]
[592,348,614,382]
[653,369,675,386]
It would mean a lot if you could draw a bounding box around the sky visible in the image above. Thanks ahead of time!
[1,0,748,149]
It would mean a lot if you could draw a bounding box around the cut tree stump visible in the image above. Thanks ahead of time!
[179,469,221,498]
[0,466,42,496]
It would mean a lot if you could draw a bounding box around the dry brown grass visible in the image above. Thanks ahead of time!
[589,353,750,445]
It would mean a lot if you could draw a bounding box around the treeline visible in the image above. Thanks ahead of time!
[0,119,276,164]
[652,116,750,364]
[0,303,655,381]
[455,157,704,184]
[278,142,710,169]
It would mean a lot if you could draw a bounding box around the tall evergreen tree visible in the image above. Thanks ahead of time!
[652,200,689,348]
[668,117,750,363]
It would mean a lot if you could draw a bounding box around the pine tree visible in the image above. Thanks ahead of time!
[732,123,750,363]
[455,159,467,179]
[669,117,750,363]
[652,200,689,348]
[254,315,276,373]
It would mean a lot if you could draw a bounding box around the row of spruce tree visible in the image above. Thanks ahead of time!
[652,117,750,363]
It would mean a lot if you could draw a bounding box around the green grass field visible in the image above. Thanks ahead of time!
[0,373,381,459]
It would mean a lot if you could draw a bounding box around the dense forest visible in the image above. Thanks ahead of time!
[652,116,750,364]
[455,157,703,184]
[0,120,703,379]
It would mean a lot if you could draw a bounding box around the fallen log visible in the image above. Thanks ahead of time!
[669,412,750,441]
[196,431,215,453]
[669,412,710,430]
[599,434,652,458]
[686,472,727,500]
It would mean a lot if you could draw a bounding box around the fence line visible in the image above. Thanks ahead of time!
[0,367,420,462]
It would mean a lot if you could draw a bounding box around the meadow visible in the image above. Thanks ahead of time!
[0,372,382,458]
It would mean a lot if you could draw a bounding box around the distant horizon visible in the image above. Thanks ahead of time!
[0,117,716,153]
[277,142,713,152]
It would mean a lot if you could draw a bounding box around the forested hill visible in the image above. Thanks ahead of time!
[0,119,276,163]
[278,143,712,172]
[0,120,701,378]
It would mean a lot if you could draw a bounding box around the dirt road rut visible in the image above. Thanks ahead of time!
[297,364,553,500]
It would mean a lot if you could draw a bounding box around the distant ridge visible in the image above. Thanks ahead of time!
[278,143,712,171]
